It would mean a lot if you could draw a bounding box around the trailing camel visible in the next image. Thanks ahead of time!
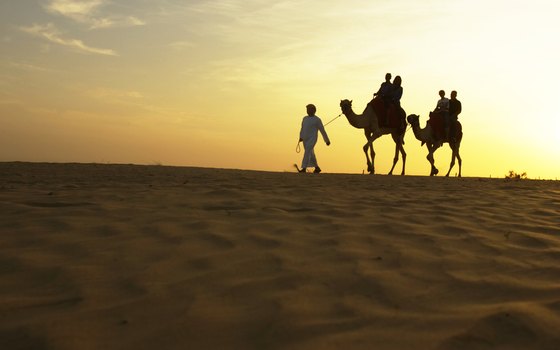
[406,113,463,177]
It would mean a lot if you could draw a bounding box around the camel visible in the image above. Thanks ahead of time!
[406,114,462,177]
[339,99,406,175]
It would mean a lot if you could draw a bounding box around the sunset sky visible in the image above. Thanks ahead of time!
[1,0,559,178]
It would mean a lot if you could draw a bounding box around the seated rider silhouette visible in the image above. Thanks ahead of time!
[373,74,404,129]
[387,75,405,131]
[448,90,462,142]
[433,90,449,142]
[372,73,392,126]
[374,73,393,101]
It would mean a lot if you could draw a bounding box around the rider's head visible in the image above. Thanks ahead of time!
[393,76,402,86]
[451,90,457,99]
[385,73,392,81]
[439,90,445,98]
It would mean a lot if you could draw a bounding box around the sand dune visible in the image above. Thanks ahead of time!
[1,162,559,349]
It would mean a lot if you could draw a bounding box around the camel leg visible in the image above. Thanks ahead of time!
[388,139,406,175]
[363,142,372,173]
[388,141,398,175]
[445,157,455,177]
[456,145,462,177]
[445,143,462,177]
[370,142,376,174]
[427,144,438,176]
[363,131,375,174]
[445,144,455,177]
[400,143,407,176]
[397,133,406,175]
[388,134,401,175]
[363,141,376,174]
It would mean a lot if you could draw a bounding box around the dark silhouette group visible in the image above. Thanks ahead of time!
[373,72,403,108]
[433,89,462,143]
[296,73,463,175]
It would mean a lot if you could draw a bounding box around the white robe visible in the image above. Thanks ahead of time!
[299,115,330,168]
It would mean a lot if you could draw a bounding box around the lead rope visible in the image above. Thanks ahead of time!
[324,113,343,127]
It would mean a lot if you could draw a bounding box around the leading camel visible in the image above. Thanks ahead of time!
[406,114,462,177]
[339,99,406,175]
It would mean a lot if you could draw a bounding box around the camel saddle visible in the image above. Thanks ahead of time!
[369,96,406,130]
[428,111,462,141]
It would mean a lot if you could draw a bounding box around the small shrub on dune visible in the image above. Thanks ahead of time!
[505,170,527,180]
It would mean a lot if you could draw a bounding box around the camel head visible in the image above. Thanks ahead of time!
[340,99,353,114]
[407,114,420,126]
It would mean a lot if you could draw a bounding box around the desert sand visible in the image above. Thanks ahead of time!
[1,162,559,349]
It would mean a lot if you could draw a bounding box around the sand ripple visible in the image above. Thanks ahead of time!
[1,163,559,349]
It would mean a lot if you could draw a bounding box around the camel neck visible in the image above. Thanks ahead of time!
[343,108,371,129]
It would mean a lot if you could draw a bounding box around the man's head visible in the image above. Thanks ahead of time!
[385,73,392,81]
[306,104,316,116]
[439,90,445,98]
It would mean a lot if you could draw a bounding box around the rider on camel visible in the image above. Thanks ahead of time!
[448,90,462,142]
[374,73,393,103]
[434,90,450,143]
[390,76,405,132]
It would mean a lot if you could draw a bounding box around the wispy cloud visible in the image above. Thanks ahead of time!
[21,23,117,56]
[44,0,145,29]
[89,16,146,29]
[85,87,143,100]
[171,1,454,88]
[169,41,195,51]
[9,62,53,72]
[45,0,104,19]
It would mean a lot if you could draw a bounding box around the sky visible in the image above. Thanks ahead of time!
[1,0,559,179]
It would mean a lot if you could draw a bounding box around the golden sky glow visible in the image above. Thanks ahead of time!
[1,0,559,178]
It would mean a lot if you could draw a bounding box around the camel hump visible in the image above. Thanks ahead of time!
[428,112,463,141]
[369,97,386,127]
[428,111,445,139]
[370,97,404,129]
[385,105,405,131]
[370,96,385,114]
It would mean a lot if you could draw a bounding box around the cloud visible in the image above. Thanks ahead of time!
[171,1,457,89]
[169,41,195,51]
[21,23,117,56]
[9,62,53,72]
[44,0,146,29]
[89,16,146,29]
[85,87,143,100]
[45,0,104,19]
